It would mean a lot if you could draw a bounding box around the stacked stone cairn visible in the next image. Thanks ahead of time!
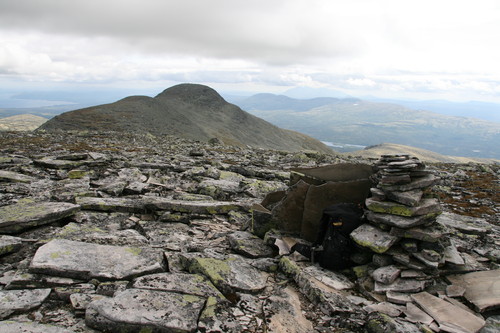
[350,154,446,297]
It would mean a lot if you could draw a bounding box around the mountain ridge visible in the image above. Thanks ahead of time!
[235,93,500,159]
[38,84,333,154]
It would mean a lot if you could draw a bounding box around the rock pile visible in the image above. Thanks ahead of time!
[347,155,498,332]
[0,131,498,333]
[352,154,444,271]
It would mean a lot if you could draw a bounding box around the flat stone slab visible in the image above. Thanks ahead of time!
[30,239,165,280]
[302,265,355,290]
[0,235,23,256]
[437,212,492,235]
[366,211,434,229]
[34,156,99,169]
[279,257,359,314]
[366,198,441,217]
[350,223,399,253]
[86,288,205,333]
[146,197,246,214]
[386,189,423,207]
[0,288,51,319]
[132,272,225,299]
[0,170,36,183]
[0,321,75,333]
[374,278,426,294]
[227,231,275,258]
[75,197,146,213]
[411,292,485,333]
[390,225,444,242]
[379,174,439,192]
[186,254,268,294]
[372,265,401,285]
[0,201,80,234]
[446,269,500,312]
[76,196,246,214]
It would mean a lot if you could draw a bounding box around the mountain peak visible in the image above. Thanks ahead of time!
[155,83,227,107]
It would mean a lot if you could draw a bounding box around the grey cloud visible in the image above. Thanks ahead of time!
[0,0,362,66]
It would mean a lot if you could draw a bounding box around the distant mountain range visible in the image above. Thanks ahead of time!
[235,94,500,159]
[38,84,332,153]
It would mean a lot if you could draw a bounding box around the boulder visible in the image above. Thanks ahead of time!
[0,201,80,234]
[0,170,36,183]
[411,292,485,333]
[30,239,165,280]
[227,231,275,258]
[365,198,441,217]
[446,269,500,312]
[0,288,51,319]
[86,289,205,333]
[0,235,23,255]
[132,272,225,300]
[185,254,268,294]
[350,224,400,254]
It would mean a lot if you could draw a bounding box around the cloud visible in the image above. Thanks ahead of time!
[0,0,366,66]
[1,0,500,102]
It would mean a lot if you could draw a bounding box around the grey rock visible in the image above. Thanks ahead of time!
[379,174,439,192]
[374,278,426,293]
[437,211,492,235]
[56,222,148,246]
[0,201,80,234]
[403,302,434,325]
[227,231,275,258]
[350,224,400,254]
[279,257,360,314]
[386,291,412,305]
[302,265,355,290]
[75,197,145,213]
[34,156,99,169]
[132,272,225,300]
[372,265,401,285]
[0,288,51,319]
[146,197,246,215]
[412,292,486,333]
[0,235,23,255]
[385,189,423,207]
[266,286,315,333]
[54,283,96,302]
[390,225,444,242]
[95,281,128,297]
[365,210,433,229]
[85,289,205,333]
[30,239,165,280]
[0,321,75,333]
[5,269,84,289]
[444,243,465,265]
[0,170,36,183]
[411,252,440,269]
[143,222,192,251]
[70,293,109,311]
[185,254,268,294]
[365,301,402,317]
[365,197,441,217]
[367,312,422,333]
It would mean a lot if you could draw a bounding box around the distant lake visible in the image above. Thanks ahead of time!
[322,141,366,153]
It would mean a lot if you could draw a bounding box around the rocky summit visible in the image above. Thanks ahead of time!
[0,130,499,333]
[38,83,332,154]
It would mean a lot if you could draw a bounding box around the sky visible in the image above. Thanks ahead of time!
[1,0,500,106]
